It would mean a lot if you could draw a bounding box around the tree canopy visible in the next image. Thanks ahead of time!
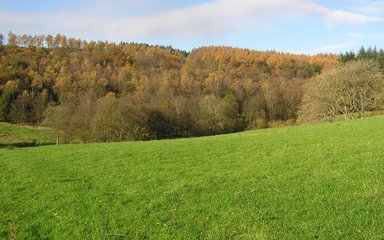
[6,32,383,143]
[298,60,384,122]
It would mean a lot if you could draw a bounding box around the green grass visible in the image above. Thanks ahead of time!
[0,116,383,239]
[0,122,56,147]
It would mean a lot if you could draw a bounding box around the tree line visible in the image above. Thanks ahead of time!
[297,47,384,122]
[340,47,384,69]
[2,32,381,143]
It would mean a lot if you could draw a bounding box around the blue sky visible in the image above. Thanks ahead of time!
[0,0,383,54]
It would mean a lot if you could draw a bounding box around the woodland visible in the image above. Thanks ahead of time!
[0,32,383,143]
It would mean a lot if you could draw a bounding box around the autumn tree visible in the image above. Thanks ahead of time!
[70,91,96,141]
[298,60,384,122]
[7,31,17,46]
[0,81,19,121]
[194,95,239,135]
[0,33,4,46]
[45,34,54,48]
[91,93,146,142]
[242,93,267,129]
[33,89,49,124]
[144,109,173,139]
[42,104,74,144]
[36,35,44,48]
[0,32,342,143]
[54,34,61,48]
[170,95,195,137]
[60,35,67,48]
[10,90,32,124]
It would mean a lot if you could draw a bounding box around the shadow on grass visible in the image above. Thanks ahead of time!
[0,141,55,149]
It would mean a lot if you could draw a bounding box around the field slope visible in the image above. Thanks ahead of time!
[0,122,55,147]
[0,116,383,239]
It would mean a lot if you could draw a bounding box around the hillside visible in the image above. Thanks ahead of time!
[0,116,383,239]
[0,36,339,142]
[0,122,55,147]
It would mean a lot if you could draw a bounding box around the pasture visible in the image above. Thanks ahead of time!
[0,117,383,239]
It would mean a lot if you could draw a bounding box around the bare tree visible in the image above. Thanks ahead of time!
[0,33,4,46]
[298,60,384,122]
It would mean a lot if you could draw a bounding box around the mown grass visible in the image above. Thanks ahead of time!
[0,116,383,239]
[0,123,56,147]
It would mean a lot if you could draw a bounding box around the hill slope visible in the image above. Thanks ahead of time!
[0,122,55,147]
[0,116,383,239]
[1,43,338,141]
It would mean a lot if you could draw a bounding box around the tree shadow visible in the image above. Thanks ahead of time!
[0,140,55,149]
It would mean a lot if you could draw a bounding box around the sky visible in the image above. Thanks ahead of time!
[0,0,383,54]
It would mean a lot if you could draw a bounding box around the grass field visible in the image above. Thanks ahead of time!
[0,122,56,147]
[0,116,383,239]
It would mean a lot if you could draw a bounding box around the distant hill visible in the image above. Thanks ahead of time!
[0,33,339,142]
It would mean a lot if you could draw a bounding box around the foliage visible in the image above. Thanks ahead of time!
[92,94,147,141]
[0,32,338,142]
[298,60,384,122]
[341,46,384,69]
[1,116,383,238]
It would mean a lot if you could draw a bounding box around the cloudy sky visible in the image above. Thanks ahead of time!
[0,0,383,54]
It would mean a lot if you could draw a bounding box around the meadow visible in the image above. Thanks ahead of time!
[0,116,383,239]
[0,123,55,147]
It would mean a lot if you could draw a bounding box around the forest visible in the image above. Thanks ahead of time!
[0,32,383,143]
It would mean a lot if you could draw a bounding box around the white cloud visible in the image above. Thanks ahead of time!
[304,29,384,55]
[348,32,384,40]
[324,10,383,28]
[306,42,358,54]
[0,0,382,44]
[355,1,384,16]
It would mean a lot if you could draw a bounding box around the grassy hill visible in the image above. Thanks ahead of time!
[0,116,383,239]
[0,123,56,147]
